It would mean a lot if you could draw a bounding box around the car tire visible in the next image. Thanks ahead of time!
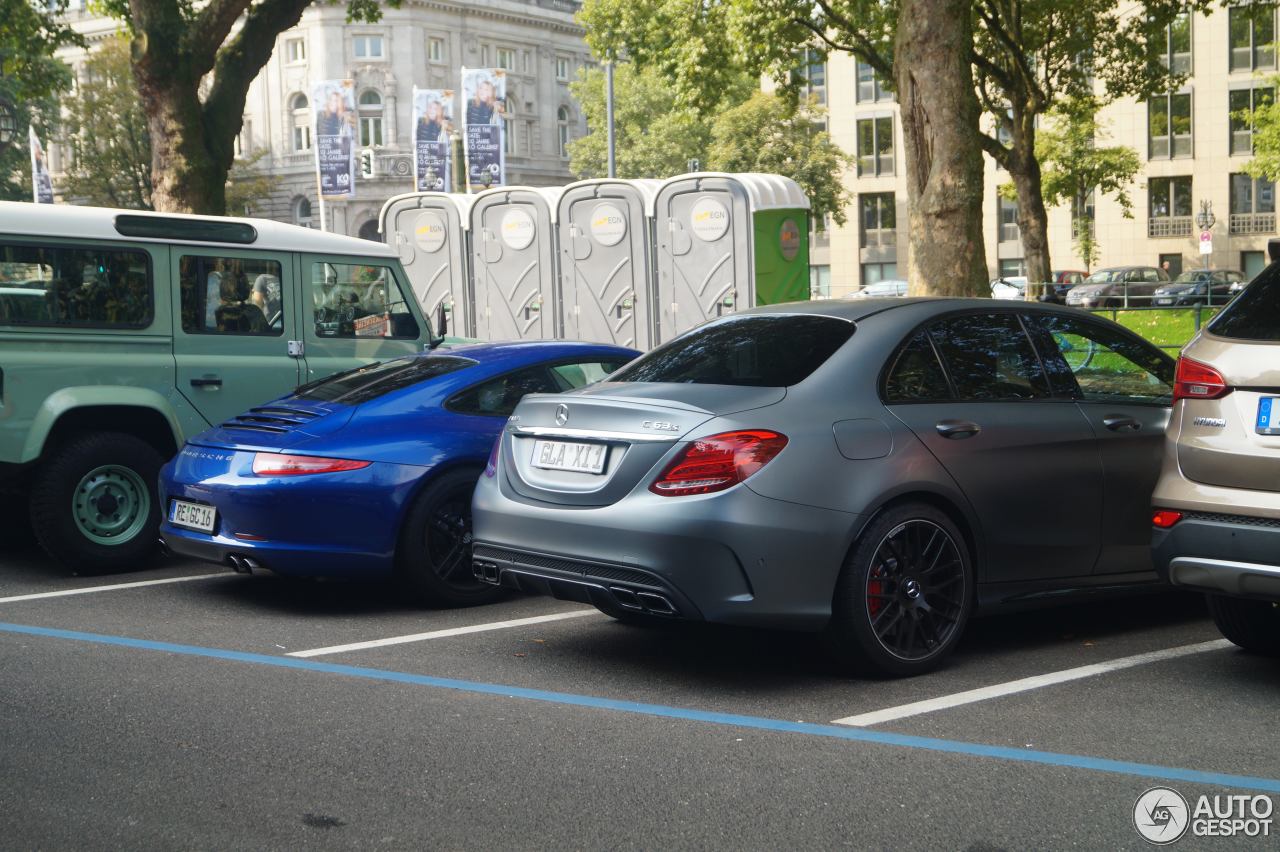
[0,487,35,550]
[1206,594,1280,656]
[396,467,504,607]
[825,503,973,677]
[29,432,163,573]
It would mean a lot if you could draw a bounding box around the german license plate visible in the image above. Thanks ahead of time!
[531,439,607,474]
[1258,398,1280,435]
[170,499,216,533]
[1155,297,1174,306]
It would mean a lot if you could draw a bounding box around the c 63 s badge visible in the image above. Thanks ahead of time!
[642,420,680,432]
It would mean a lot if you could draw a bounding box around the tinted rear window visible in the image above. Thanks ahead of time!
[293,355,475,404]
[1209,265,1280,341]
[611,314,854,387]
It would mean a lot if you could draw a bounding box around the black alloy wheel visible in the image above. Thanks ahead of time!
[397,467,503,607]
[827,503,973,677]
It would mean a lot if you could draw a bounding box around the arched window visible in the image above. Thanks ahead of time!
[502,96,516,155]
[293,196,313,228]
[557,105,571,158]
[359,89,383,147]
[290,93,311,151]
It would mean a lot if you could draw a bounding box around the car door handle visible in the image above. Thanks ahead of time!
[936,420,981,439]
[1103,415,1141,432]
[190,377,223,388]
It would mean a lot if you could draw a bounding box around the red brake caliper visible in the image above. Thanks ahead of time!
[867,574,885,617]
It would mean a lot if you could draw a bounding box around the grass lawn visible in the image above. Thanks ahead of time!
[1091,307,1223,352]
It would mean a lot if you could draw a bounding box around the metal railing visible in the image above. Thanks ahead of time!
[1229,212,1276,235]
[1148,216,1194,238]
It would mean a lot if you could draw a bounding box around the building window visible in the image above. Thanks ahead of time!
[998,259,1025,278]
[1230,173,1276,234]
[793,48,826,106]
[285,38,306,64]
[1072,190,1097,240]
[1148,92,1192,159]
[428,37,445,63]
[810,265,831,299]
[497,47,516,71]
[999,196,1020,243]
[856,116,894,176]
[353,35,384,60]
[860,193,896,248]
[1149,176,1193,237]
[1155,11,1191,75]
[1230,5,1276,72]
[290,93,311,151]
[1230,86,1273,155]
[1242,249,1267,279]
[293,196,313,228]
[359,89,383,147]
[556,56,570,80]
[861,262,898,287]
[856,60,892,103]
[557,105,570,158]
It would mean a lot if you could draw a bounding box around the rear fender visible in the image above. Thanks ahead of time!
[21,387,185,463]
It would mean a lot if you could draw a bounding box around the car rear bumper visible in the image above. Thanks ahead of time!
[1153,512,1280,601]
[471,473,861,630]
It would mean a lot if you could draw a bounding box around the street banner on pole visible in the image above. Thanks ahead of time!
[29,127,53,204]
[412,87,454,192]
[461,67,505,191]
[312,80,356,200]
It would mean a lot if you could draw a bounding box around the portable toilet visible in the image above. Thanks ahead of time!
[556,179,660,350]
[651,173,810,344]
[469,186,564,341]
[379,192,476,337]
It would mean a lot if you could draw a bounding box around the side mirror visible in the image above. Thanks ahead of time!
[436,302,449,337]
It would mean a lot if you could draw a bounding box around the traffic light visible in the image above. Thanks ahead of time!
[359,148,375,179]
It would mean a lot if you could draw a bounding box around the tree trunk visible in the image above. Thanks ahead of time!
[1008,113,1051,296]
[132,53,233,214]
[895,0,989,297]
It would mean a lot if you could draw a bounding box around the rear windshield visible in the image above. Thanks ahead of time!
[1209,265,1280,341]
[293,355,475,404]
[611,314,854,387]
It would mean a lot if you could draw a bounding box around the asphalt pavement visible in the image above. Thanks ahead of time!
[2,541,1278,850]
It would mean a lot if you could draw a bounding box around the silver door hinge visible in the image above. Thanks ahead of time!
[287,340,304,357]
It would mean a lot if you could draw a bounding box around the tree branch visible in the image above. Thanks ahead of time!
[813,0,893,77]
[975,0,1036,96]
[203,0,312,167]
[190,0,254,76]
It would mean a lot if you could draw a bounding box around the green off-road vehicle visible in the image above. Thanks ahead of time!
[0,203,437,572]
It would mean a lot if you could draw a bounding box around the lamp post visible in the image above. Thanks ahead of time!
[1195,199,1216,271]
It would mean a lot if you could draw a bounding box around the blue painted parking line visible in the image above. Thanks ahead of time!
[4,619,1279,795]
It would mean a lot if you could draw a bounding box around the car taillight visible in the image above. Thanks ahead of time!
[1152,509,1183,529]
[649,430,788,497]
[251,452,371,476]
[1172,356,1230,402]
[484,436,500,477]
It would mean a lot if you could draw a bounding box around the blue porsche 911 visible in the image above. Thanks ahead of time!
[159,341,637,605]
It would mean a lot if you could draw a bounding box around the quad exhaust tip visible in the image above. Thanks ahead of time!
[473,560,501,584]
[227,554,259,574]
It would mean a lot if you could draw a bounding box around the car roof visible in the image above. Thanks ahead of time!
[0,201,396,258]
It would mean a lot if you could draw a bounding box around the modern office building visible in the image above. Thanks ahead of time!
[809,6,1278,297]
[54,0,591,239]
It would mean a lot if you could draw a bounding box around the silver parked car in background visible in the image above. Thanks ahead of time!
[472,299,1176,676]
[1066,266,1171,308]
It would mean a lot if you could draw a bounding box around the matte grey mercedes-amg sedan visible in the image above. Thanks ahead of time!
[471,298,1177,676]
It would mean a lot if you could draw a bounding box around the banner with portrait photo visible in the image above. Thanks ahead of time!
[29,127,53,204]
[461,67,505,191]
[311,79,356,200]
[412,87,454,192]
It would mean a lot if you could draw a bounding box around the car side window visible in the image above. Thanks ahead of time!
[884,331,952,402]
[0,242,152,328]
[310,261,419,339]
[448,366,560,417]
[928,313,1049,401]
[547,360,625,391]
[180,255,282,336]
[1028,314,1173,405]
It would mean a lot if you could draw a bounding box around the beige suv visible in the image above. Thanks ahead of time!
[1152,259,1280,655]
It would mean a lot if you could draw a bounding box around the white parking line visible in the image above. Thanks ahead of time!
[288,609,603,658]
[832,638,1233,727]
[0,573,225,604]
